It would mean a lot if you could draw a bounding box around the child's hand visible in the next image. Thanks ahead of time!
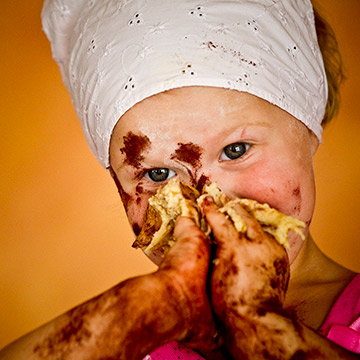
[157,216,220,355]
[202,197,359,360]
[202,196,289,323]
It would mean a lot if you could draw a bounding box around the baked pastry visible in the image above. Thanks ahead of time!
[132,178,305,258]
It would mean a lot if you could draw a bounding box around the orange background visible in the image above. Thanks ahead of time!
[0,0,359,349]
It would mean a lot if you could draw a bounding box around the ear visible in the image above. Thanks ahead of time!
[309,130,320,156]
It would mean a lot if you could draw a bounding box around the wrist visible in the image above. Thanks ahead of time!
[154,269,193,341]
[223,307,309,359]
[90,272,191,359]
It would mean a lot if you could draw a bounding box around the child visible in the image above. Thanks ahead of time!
[1,0,359,359]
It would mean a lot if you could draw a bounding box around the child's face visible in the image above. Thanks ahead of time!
[109,86,319,264]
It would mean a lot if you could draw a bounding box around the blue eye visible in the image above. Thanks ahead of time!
[220,142,250,161]
[145,168,176,182]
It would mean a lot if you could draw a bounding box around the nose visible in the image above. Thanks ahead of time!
[192,170,230,195]
[198,172,240,200]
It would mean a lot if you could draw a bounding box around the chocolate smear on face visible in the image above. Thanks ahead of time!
[170,142,203,169]
[120,132,151,169]
[292,186,301,213]
[109,167,132,210]
[197,173,210,193]
[135,184,143,205]
[136,184,144,195]
[292,187,301,199]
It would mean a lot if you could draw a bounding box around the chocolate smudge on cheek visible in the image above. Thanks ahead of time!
[109,167,132,210]
[109,168,143,237]
[118,184,132,211]
[135,185,156,205]
[292,187,300,198]
[292,186,301,213]
[133,187,158,235]
[120,132,151,169]
[170,142,203,169]
[136,184,144,195]
[135,184,144,205]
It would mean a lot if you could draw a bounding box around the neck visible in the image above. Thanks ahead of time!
[284,233,356,330]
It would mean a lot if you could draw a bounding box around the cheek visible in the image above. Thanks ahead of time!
[242,156,316,264]
[117,182,155,236]
[228,159,315,222]
[246,175,302,215]
[126,196,153,236]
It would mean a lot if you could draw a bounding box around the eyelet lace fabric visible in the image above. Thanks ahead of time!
[42,0,327,168]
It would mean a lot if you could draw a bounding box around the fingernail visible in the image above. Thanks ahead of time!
[202,196,214,206]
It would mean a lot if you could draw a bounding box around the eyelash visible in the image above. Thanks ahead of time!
[219,142,251,161]
[144,168,176,182]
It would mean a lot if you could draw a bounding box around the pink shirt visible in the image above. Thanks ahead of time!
[144,274,360,359]
[319,274,360,353]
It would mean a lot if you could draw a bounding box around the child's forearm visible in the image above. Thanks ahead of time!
[0,217,218,360]
[0,272,188,360]
[223,308,359,360]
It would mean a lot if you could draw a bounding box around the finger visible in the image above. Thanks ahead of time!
[228,200,265,242]
[202,197,239,246]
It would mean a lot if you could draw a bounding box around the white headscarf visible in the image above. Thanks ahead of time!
[42,0,327,168]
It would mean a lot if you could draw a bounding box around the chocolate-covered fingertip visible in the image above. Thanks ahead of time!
[201,196,214,207]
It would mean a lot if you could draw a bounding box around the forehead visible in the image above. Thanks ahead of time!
[108,87,316,176]
[115,87,282,134]
[110,86,308,154]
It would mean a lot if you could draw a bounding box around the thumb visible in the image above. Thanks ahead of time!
[202,197,239,247]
